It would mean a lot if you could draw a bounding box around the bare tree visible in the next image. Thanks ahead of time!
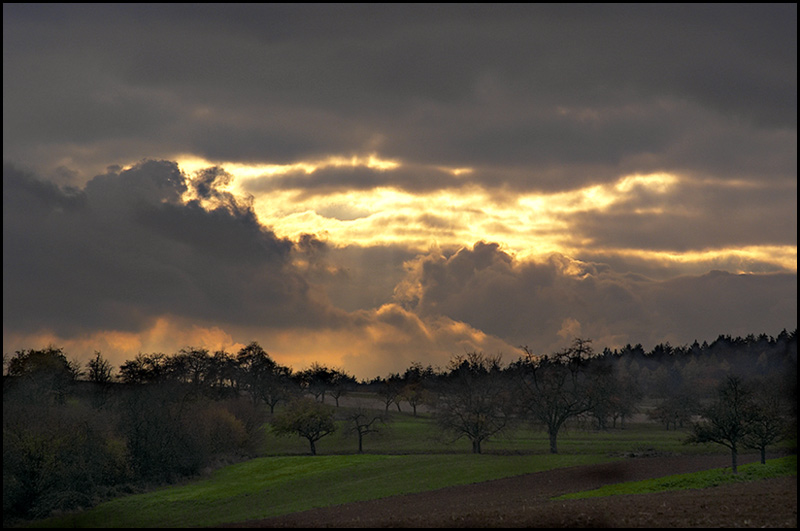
[85,350,114,407]
[86,351,114,384]
[118,352,168,385]
[235,342,296,410]
[343,408,386,453]
[261,365,297,414]
[377,373,405,413]
[328,369,357,407]
[434,352,514,454]
[400,362,436,416]
[297,363,336,404]
[686,376,752,473]
[400,382,430,417]
[745,376,790,464]
[647,393,697,431]
[512,339,596,454]
[169,348,200,384]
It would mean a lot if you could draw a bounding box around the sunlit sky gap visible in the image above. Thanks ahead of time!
[174,156,796,273]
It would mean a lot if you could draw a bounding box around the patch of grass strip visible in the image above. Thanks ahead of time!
[553,455,797,501]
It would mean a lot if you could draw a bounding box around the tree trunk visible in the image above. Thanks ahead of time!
[472,439,481,454]
[548,429,559,454]
[760,445,766,465]
[309,439,317,455]
[730,445,738,473]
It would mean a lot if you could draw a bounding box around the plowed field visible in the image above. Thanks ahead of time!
[225,454,797,528]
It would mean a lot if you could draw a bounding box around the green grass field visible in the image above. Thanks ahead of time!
[263,411,712,456]
[29,408,792,528]
[40,453,611,528]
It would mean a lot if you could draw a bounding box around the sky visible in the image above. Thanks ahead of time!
[3,4,797,380]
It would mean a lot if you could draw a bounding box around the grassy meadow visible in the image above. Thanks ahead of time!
[30,406,793,528]
[261,408,706,457]
[39,453,610,528]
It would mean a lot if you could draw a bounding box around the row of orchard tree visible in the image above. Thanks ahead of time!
[3,330,797,523]
[384,336,795,458]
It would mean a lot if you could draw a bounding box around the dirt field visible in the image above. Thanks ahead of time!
[225,454,797,528]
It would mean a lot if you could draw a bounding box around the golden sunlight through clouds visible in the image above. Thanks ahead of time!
[173,156,796,274]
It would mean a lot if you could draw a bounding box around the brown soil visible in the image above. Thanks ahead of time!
[223,454,797,528]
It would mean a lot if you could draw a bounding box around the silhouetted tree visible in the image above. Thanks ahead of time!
[648,393,697,430]
[686,376,753,473]
[6,346,79,404]
[343,408,386,453]
[169,347,213,391]
[236,341,284,406]
[400,361,436,416]
[209,349,240,396]
[583,354,643,430]
[328,369,357,407]
[254,364,297,414]
[745,376,791,464]
[118,352,168,384]
[297,363,336,404]
[86,351,114,384]
[376,373,405,413]
[85,351,114,407]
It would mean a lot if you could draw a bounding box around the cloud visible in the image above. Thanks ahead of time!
[3,4,795,190]
[564,175,798,253]
[393,242,797,354]
[237,164,795,275]
[2,163,796,379]
[2,161,339,336]
[242,164,464,198]
[558,317,583,341]
[2,162,524,379]
[309,244,418,312]
[253,304,522,379]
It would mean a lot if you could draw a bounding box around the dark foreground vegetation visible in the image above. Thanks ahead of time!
[3,329,797,526]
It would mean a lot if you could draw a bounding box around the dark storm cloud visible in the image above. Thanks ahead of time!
[3,4,795,189]
[565,178,798,253]
[2,161,338,336]
[395,242,797,353]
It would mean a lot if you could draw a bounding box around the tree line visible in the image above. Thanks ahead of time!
[3,330,796,523]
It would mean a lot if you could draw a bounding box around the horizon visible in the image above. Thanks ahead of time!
[6,326,796,383]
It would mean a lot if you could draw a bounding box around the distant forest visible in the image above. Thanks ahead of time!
[4,328,797,524]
